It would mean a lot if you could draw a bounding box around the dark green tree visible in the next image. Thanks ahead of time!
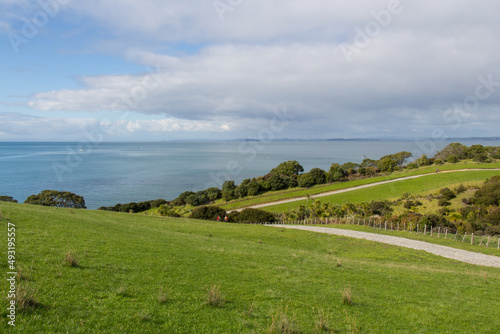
[270,160,304,177]
[222,181,237,201]
[24,190,86,209]
[434,143,467,160]
[327,163,347,182]
[0,196,17,203]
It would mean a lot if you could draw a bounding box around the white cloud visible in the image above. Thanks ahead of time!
[0,112,233,141]
[5,0,500,139]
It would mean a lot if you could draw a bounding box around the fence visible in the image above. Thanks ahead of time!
[271,217,500,251]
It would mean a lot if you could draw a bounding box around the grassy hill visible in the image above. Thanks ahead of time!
[264,169,500,212]
[1,202,500,333]
[219,162,500,212]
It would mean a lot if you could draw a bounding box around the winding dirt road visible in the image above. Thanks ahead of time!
[270,225,500,268]
[233,169,500,212]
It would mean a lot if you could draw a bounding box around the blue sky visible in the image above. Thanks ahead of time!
[1,0,500,141]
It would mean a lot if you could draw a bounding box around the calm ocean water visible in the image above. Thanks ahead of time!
[0,139,497,209]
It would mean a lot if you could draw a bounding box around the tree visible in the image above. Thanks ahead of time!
[360,158,377,168]
[341,162,359,174]
[268,174,289,191]
[415,155,431,167]
[246,180,262,196]
[393,151,413,166]
[0,196,17,203]
[270,160,304,177]
[222,181,236,201]
[298,173,316,188]
[308,168,327,185]
[434,143,467,160]
[378,158,396,172]
[172,191,195,206]
[24,190,86,209]
[327,163,347,182]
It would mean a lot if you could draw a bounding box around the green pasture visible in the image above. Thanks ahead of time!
[1,202,499,333]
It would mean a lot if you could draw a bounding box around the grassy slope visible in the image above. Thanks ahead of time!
[264,170,500,212]
[1,203,500,333]
[219,162,500,211]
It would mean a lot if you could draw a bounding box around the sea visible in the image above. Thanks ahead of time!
[0,139,498,210]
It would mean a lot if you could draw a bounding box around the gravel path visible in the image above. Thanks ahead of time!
[270,225,500,268]
[234,169,500,212]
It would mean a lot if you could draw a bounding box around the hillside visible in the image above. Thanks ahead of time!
[1,202,500,333]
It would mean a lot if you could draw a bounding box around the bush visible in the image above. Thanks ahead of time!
[447,155,459,163]
[455,184,467,194]
[189,206,226,221]
[25,190,86,209]
[438,198,451,207]
[229,208,275,224]
[327,163,347,182]
[0,195,17,203]
[472,176,500,206]
[440,187,456,201]
[405,162,418,170]
[369,201,393,216]
[222,181,237,201]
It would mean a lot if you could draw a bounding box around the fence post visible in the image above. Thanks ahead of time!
[462,233,467,242]
[438,227,440,238]
[385,221,387,231]
[398,222,400,231]
[431,226,433,237]
[454,232,458,241]
[471,233,474,245]
[445,228,448,239]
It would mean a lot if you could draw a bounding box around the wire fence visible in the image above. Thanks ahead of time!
[271,217,500,250]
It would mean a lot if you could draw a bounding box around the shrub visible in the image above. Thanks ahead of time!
[16,283,42,312]
[205,284,224,307]
[438,198,451,207]
[64,251,79,268]
[0,195,17,203]
[405,162,418,170]
[229,208,276,224]
[327,163,347,182]
[455,184,467,194]
[342,287,353,306]
[447,155,459,163]
[472,176,500,206]
[440,187,456,201]
[25,190,86,209]
[189,206,226,221]
[369,201,393,216]
[269,307,300,334]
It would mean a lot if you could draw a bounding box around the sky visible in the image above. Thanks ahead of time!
[1,0,499,141]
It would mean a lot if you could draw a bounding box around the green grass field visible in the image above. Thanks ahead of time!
[219,162,500,211]
[264,170,500,212]
[1,202,500,333]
